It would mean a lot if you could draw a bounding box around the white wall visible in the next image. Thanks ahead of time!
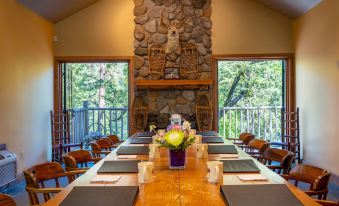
[0,1,54,173]
[294,0,339,175]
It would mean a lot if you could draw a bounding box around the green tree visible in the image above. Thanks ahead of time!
[218,60,283,139]
[66,62,128,109]
[218,60,283,111]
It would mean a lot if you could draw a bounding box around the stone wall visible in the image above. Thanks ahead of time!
[133,0,212,129]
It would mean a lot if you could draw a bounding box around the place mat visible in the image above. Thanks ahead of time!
[60,186,139,206]
[136,131,155,137]
[220,184,303,206]
[97,160,140,173]
[218,154,239,159]
[130,138,152,144]
[202,137,224,143]
[237,174,268,181]
[220,159,260,173]
[196,131,218,136]
[208,145,238,154]
[116,146,149,155]
[90,175,121,183]
[117,155,138,159]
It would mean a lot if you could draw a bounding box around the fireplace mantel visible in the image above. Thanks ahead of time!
[136,79,213,90]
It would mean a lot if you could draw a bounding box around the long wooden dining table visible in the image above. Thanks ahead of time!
[44,133,320,206]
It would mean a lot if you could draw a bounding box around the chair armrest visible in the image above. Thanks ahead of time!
[92,151,111,155]
[66,167,90,172]
[280,174,290,180]
[26,187,62,194]
[315,200,339,206]
[305,190,328,196]
[267,165,284,170]
[226,137,239,141]
[91,157,102,163]
[66,170,87,176]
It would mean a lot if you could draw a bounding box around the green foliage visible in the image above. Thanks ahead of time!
[65,63,128,109]
[218,60,283,108]
[218,60,283,139]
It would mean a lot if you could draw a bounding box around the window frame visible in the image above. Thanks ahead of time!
[212,54,295,132]
[54,56,133,134]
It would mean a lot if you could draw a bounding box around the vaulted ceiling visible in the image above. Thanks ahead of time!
[16,0,100,23]
[17,0,322,23]
[255,0,322,19]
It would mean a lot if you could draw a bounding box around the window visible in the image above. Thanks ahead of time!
[217,57,290,142]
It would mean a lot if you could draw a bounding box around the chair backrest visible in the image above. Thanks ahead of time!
[0,194,16,206]
[247,139,270,152]
[239,133,255,144]
[289,164,330,191]
[24,162,65,186]
[66,150,92,164]
[107,135,120,144]
[91,142,101,152]
[96,138,112,150]
[263,148,294,173]
[63,155,78,170]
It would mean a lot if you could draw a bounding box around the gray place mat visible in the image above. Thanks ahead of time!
[208,145,238,154]
[202,137,224,143]
[130,138,152,144]
[116,146,149,155]
[197,131,218,136]
[97,160,141,173]
[60,186,139,206]
[220,159,260,173]
[220,184,303,206]
[136,131,155,137]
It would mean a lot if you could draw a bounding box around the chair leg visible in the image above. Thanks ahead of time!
[323,193,327,200]
[294,180,299,187]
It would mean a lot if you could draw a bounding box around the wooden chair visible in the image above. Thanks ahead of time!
[261,148,294,174]
[97,138,117,151]
[107,134,124,147]
[24,162,86,205]
[244,139,270,160]
[315,200,339,206]
[0,194,16,206]
[271,108,302,163]
[282,164,331,200]
[90,142,111,158]
[63,150,101,171]
[227,133,255,148]
[50,111,83,163]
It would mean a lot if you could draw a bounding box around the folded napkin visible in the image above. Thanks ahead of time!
[91,175,121,183]
[117,155,138,159]
[237,174,268,181]
[218,154,239,158]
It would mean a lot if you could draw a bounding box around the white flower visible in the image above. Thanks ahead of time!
[182,121,191,131]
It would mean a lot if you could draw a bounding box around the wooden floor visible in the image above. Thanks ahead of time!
[42,136,321,206]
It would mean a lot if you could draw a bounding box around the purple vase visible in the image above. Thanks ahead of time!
[169,149,186,169]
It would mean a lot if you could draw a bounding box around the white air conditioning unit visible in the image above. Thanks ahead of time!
[0,144,17,189]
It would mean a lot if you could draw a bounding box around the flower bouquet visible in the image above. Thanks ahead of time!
[155,120,195,169]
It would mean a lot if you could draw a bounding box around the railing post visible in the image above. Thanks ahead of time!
[83,101,89,138]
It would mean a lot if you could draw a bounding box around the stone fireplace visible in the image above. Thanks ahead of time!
[133,0,213,130]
